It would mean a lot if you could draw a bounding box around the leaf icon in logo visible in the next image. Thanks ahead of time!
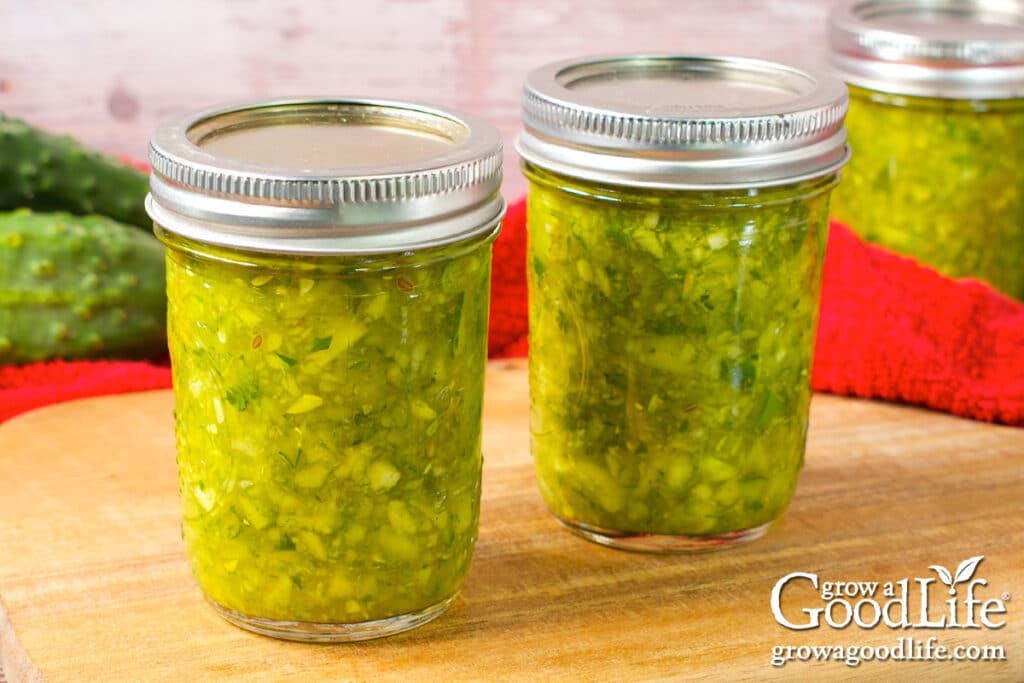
[954,555,985,584]
[929,556,985,595]
[929,565,954,593]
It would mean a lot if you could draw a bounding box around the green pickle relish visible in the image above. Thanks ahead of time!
[147,98,504,640]
[525,166,833,539]
[163,235,493,624]
[518,55,850,551]
[832,89,1024,298]
[828,0,1024,299]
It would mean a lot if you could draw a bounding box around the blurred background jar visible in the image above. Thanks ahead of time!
[147,98,504,641]
[517,56,850,552]
[828,0,1024,299]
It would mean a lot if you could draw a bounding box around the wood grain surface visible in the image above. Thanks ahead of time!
[0,360,1021,681]
[2,0,837,200]
[4,3,1022,681]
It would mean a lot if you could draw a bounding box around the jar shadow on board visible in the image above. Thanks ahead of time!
[828,0,1024,300]
[147,98,504,642]
[517,55,851,553]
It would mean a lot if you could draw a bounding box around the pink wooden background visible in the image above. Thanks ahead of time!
[0,2,836,680]
[2,0,837,200]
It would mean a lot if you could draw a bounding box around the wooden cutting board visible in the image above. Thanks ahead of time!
[1,360,1022,682]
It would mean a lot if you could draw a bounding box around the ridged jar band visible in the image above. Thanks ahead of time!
[829,55,1024,100]
[146,192,505,256]
[518,55,851,189]
[829,0,1024,99]
[146,97,505,254]
[516,129,850,190]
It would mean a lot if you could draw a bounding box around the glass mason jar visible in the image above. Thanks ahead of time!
[829,0,1024,299]
[517,56,850,552]
[146,99,505,641]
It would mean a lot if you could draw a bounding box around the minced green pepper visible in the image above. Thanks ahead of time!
[524,163,835,539]
[161,230,494,624]
[832,86,1024,299]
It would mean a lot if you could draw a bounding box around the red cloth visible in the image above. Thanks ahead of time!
[2,199,1022,425]
[0,359,172,421]
[488,198,529,358]
[814,222,1023,426]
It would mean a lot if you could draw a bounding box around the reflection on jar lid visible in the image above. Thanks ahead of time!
[516,55,850,190]
[146,98,505,255]
[195,123,458,168]
[829,0,1024,99]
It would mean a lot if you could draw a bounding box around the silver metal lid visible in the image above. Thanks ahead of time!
[146,97,505,255]
[516,55,850,190]
[829,0,1024,99]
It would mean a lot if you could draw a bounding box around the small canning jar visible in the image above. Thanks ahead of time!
[829,0,1024,299]
[517,56,850,552]
[146,99,505,641]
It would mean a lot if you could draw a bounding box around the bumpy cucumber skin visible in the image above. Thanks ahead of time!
[0,209,166,363]
[0,115,149,229]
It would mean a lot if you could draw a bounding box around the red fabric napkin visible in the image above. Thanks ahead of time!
[0,359,172,421]
[2,198,1022,426]
[488,198,529,358]
[814,222,1024,426]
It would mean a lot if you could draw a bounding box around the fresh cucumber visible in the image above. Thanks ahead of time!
[0,209,165,363]
[0,114,150,229]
